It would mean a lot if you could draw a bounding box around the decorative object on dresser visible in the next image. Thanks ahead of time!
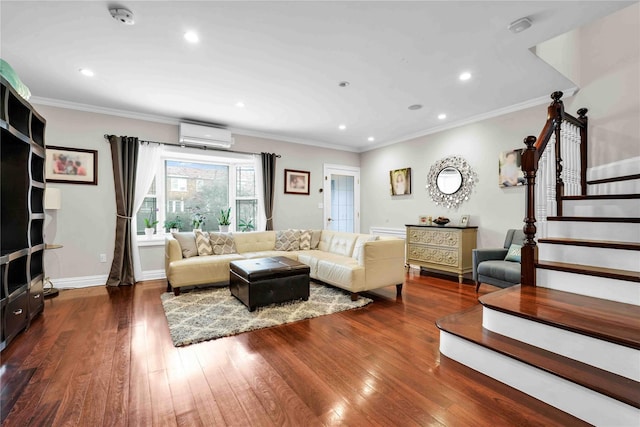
[459,214,470,227]
[426,156,477,209]
[406,224,478,284]
[433,216,450,226]
[284,169,310,195]
[1,76,46,351]
[45,145,98,185]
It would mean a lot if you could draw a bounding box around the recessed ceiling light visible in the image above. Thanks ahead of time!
[367,136,375,142]
[338,124,347,130]
[235,101,245,108]
[79,68,94,77]
[338,81,350,88]
[408,104,422,110]
[459,71,472,81]
[438,113,447,120]
[184,31,199,43]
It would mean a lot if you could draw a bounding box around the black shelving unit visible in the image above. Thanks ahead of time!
[1,76,46,351]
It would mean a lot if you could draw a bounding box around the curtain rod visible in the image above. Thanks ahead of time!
[103,134,281,158]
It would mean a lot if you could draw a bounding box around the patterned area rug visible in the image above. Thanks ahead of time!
[161,283,372,347]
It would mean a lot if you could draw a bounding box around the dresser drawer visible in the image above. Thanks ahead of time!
[407,244,459,267]
[408,228,460,247]
[3,292,28,342]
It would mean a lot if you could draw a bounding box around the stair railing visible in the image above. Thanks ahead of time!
[521,91,588,286]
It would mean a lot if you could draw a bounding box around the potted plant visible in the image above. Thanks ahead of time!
[164,216,183,233]
[217,207,231,232]
[144,211,159,238]
[238,218,254,232]
[189,207,206,231]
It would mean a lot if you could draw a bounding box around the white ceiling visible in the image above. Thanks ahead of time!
[0,1,633,152]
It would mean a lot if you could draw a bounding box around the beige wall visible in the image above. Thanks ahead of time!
[360,103,547,249]
[534,3,640,166]
[37,104,359,281]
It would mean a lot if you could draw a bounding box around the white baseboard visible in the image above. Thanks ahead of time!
[140,269,166,281]
[52,270,166,289]
[51,274,108,289]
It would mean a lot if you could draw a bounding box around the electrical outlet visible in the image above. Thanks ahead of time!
[99,253,107,263]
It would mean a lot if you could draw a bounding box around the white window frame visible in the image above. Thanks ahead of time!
[136,146,260,244]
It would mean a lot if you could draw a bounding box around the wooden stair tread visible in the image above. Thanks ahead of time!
[538,237,640,251]
[587,173,640,185]
[547,216,640,223]
[436,305,640,409]
[562,194,640,200]
[479,285,640,349]
[537,260,640,283]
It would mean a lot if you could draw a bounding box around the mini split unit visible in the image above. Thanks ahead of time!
[179,123,234,149]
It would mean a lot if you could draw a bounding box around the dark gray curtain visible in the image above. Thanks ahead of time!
[107,135,139,286]
[261,152,277,230]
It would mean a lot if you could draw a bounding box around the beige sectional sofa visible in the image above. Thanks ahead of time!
[165,229,405,299]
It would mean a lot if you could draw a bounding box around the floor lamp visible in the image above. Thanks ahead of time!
[43,187,61,298]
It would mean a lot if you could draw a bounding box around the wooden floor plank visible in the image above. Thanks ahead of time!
[0,272,592,426]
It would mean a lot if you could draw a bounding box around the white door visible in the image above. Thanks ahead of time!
[323,164,360,232]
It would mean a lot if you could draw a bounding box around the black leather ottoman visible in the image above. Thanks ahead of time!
[229,257,310,311]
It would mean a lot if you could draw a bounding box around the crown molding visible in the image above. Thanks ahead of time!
[364,86,579,152]
[30,88,579,155]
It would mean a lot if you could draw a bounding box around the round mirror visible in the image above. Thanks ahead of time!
[436,167,462,194]
[426,156,477,209]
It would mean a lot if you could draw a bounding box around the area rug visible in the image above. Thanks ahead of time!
[161,283,372,347]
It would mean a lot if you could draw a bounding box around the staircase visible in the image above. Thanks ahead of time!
[436,93,640,425]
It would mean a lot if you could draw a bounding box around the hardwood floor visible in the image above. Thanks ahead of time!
[1,271,587,426]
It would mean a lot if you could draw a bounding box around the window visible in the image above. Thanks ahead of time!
[136,149,259,235]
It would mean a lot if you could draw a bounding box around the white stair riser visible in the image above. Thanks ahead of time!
[537,268,640,306]
[538,243,640,271]
[546,221,640,243]
[440,332,640,426]
[563,198,640,217]
[482,307,639,381]
[587,157,640,181]
[588,179,640,195]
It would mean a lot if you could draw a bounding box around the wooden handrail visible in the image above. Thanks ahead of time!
[521,92,588,287]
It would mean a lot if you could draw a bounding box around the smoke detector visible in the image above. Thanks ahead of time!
[109,8,135,25]
[508,17,532,34]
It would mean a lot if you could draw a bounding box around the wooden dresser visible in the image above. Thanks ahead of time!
[405,225,478,283]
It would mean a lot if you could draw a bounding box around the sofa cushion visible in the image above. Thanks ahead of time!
[327,232,358,257]
[477,260,521,283]
[234,231,276,253]
[275,229,301,251]
[317,259,364,291]
[241,251,298,261]
[504,244,522,262]
[209,232,237,255]
[167,253,245,287]
[352,234,378,264]
[172,231,198,258]
[195,231,213,256]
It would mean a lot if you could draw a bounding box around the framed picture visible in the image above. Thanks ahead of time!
[45,146,98,185]
[459,214,470,227]
[499,149,525,187]
[390,167,411,195]
[419,215,428,224]
[284,169,310,195]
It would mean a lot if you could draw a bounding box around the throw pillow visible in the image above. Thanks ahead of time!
[195,231,213,256]
[310,230,322,249]
[209,232,237,255]
[172,231,198,258]
[299,229,312,250]
[504,243,522,262]
[275,229,301,251]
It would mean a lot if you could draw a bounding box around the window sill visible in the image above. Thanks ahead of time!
[137,234,168,247]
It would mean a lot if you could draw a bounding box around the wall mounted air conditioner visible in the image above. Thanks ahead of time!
[179,123,234,148]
